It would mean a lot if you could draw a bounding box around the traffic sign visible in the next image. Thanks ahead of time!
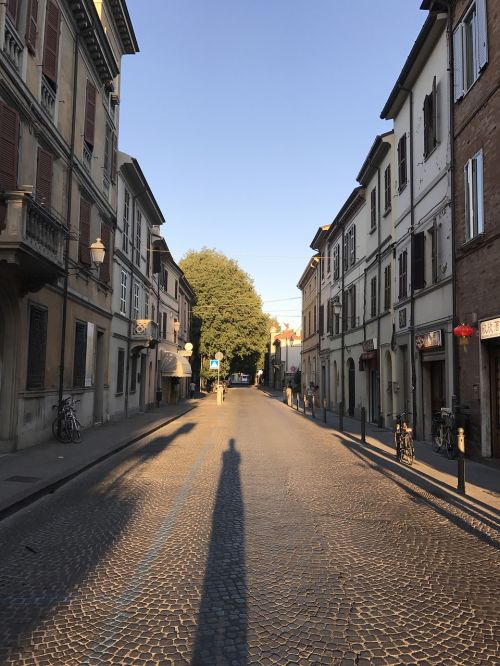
[209,359,219,370]
[215,352,224,361]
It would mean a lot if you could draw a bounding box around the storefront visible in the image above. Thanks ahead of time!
[479,317,500,458]
[416,329,446,441]
[359,339,379,423]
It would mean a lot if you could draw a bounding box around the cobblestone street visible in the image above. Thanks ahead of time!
[0,387,499,665]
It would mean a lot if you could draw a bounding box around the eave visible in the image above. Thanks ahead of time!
[297,254,320,289]
[310,224,330,252]
[119,152,166,226]
[356,131,393,185]
[108,0,139,54]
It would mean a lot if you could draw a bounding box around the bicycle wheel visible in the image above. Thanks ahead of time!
[52,414,70,443]
[405,433,414,466]
[432,429,442,452]
[445,429,456,459]
[69,415,81,443]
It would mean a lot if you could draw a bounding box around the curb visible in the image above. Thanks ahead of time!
[0,405,196,523]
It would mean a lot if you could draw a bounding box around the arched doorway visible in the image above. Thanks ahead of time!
[0,286,19,452]
[348,358,355,416]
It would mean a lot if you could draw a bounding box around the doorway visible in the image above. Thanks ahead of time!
[429,360,445,413]
[93,330,105,425]
[348,359,355,416]
[490,346,500,458]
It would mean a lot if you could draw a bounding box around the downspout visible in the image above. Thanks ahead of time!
[58,32,79,409]
[376,164,382,425]
[409,89,418,436]
[340,223,345,431]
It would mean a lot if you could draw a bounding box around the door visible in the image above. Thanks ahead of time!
[93,330,104,425]
[139,354,147,411]
[430,360,445,413]
[370,369,379,423]
[348,359,355,416]
[491,347,500,458]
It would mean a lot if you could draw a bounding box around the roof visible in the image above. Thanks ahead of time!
[356,131,393,185]
[297,254,320,290]
[119,153,165,226]
[326,187,365,243]
[380,12,447,120]
[310,225,330,252]
[274,327,301,342]
[108,0,140,54]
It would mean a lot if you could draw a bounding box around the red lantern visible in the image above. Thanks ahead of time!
[453,323,475,349]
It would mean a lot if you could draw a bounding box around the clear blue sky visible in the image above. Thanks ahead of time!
[119,0,426,329]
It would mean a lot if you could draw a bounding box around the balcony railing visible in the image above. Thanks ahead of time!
[132,319,159,342]
[3,18,23,73]
[41,76,56,120]
[0,189,65,289]
[83,143,92,172]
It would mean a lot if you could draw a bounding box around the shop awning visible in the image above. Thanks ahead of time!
[359,351,377,371]
[160,352,192,378]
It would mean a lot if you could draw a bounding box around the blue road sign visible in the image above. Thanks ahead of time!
[209,359,220,370]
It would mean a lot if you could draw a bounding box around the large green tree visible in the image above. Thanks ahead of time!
[179,249,270,380]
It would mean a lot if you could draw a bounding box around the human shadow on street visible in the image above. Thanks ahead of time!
[191,438,247,666]
[336,436,500,549]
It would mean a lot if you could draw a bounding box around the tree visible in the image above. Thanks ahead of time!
[179,249,270,381]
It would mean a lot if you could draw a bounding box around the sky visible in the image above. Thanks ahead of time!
[119,0,426,330]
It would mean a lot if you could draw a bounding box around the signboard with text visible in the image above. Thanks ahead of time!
[415,329,443,351]
[480,317,500,340]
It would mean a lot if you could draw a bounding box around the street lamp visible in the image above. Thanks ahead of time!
[173,319,180,347]
[89,237,106,268]
[333,299,344,432]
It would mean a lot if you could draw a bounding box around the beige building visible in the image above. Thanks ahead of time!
[0,0,138,450]
[297,254,320,393]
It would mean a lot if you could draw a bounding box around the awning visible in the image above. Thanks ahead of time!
[160,351,192,377]
[359,351,377,371]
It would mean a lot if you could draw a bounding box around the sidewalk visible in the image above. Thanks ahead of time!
[260,386,500,516]
[0,398,200,520]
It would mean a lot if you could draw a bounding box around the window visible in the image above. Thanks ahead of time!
[162,312,167,339]
[334,301,340,335]
[0,101,20,192]
[122,190,130,252]
[135,210,142,266]
[313,305,317,333]
[454,0,488,101]
[398,135,407,191]
[343,233,349,271]
[398,250,408,300]
[348,225,356,266]
[370,188,377,230]
[146,231,151,277]
[145,292,149,319]
[326,243,331,274]
[412,232,425,290]
[370,277,377,318]
[319,304,324,336]
[349,285,356,329]
[6,0,19,25]
[162,267,168,291]
[175,279,178,300]
[42,1,61,89]
[384,164,391,212]
[120,270,127,314]
[103,124,117,184]
[308,311,311,337]
[429,221,438,284]
[84,80,96,150]
[342,291,348,332]
[100,223,111,283]
[116,348,125,394]
[79,198,91,265]
[133,283,139,320]
[26,305,48,389]
[326,300,333,334]
[73,321,87,388]
[130,355,137,393]
[174,319,178,344]
[384,264,391,311]
[423,77,438,157]
[333,244,340,280]
[26,0,39,53]
[464,150,484,240]
[36,147,53,209]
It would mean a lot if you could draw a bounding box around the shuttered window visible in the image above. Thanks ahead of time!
[42,1,61,86]
[100,223,111,282]
[79,198,91,265]
[116,348,125,394]
[0,101,20,192]
[424,77,438,158]
[464,150,484,240]
[319,304,324,336]
[398,135,407,191]
[84,80,97,147]
[370,188,377,230]
[26,0,39,53]
[454,0,488,101]
[370,277,377,318]
[333,244,340,280]
[73,321,87,388]
[7,0,19,24]
[412,232,426,291]
[384,264,391,311]
[343,233,349,271]
[36,147,53,209]
[26,305,48,390]
[111,131,117,182]
[398,250,408,300]
[122,189,130,253]
[349,285,356,329]
[384,164,391,212]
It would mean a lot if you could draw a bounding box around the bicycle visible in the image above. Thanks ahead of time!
[432,407,455,458]
[52,397,81,443]
[393,412,414,466]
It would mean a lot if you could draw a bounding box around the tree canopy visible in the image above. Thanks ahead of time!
[179,249,270,379]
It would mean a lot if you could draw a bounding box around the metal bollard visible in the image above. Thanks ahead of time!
[457,426,466,494]
[323,399,327,423]
[303,395,307,414]
[339,402,344,432]
[360,407,366,443]
[296,394,299,411]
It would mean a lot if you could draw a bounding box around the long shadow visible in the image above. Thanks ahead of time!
[0,421,196,663]
[336,436,500,550]
[191,438,247,666]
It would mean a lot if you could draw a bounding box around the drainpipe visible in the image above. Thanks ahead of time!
[340,224,345,431]
[408,89,418,436]
[58,32,79,409]
[376,163,382,425]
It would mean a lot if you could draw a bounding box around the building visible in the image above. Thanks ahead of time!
[0,0,138,450]
[297,255,320,393]
[271,325,301,389]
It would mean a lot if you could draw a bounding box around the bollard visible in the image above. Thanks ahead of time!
[323,399,327,424]
[339,402,344,432]
[303,395,307,414]
[457,426,466,494]
[360,407,366,444]
[296,394,299,411]
[311,396,315,419]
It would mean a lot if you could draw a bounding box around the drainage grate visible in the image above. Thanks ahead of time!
[4,475,41,483]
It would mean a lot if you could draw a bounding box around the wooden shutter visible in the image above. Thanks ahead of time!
[319,305,324,336]
[36,147,53,209]
[73,321,87,388]
[26,0,39,53]
[475,151,484,234]
[104,124,111,176]
[7,0,19,23]
[412,232,425,290]
[100,223,111,282]
[0,101,20,191]
[453,26,464,101]
[111,131,117,181]
[26,306,48,389]
[42,1,61,85]
[79,198,91,265]
[84,80,97,147]
[477,0,488,70]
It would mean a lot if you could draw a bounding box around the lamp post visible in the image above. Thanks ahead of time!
[173,319,181,347]
[57,237,106,412]
[333,299,344,432]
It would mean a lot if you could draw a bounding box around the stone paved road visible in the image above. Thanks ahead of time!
[0,387,499,665]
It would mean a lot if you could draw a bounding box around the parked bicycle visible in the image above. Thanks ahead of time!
[393,412,414,466]
[52,396,81,443]
[432,407,456,458]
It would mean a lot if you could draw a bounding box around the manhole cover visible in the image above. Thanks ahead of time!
[4,475,41,483]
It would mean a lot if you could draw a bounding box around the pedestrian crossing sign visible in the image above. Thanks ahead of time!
[209,359,219,369]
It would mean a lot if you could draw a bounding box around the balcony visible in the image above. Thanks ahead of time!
[41,77,56,120]
[0,189,65,292]
[83,143,93,173]
[132,319,159,343]
[3,18,23,73]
